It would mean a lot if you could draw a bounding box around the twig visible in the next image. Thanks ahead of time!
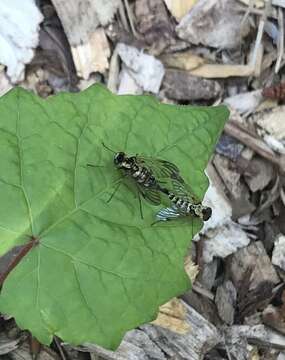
[250,0,271,69]
[224,120,285,173]
[123,0,140,38]
[54,337,67,360]
[107,46,120,93]
[240,0,254,37]
[192,282,215,301]
[118,0,130,32]
[275,7,284,73]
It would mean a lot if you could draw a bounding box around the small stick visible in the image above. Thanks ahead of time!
[275,6,284,73]
[224,120,285,173]
[123,0,140,38]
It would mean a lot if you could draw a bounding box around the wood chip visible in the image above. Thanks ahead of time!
[81,303,221,360]
[225,325,285,349]
[118,66,143,95]
[0,68,12,97]
[117,43,165,93]
[176,0,250,49]
[215,281,237,325]
[152,298,190,334]
[224,90,264,114]
[50,0,119,46]
[163,0,198,20]
[71,28,110,79]
[163,69,222,100]
[273,0,285,8]
[160,51,205,71]
[256,106,285,141]
[203,222,251,263]
[272,234,285,271]
[135,0,175,54]
[244,157,275,192]
[228,241,280,290]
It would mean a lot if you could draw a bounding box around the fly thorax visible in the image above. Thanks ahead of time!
[122,161,132,169]
[132,169,141,178]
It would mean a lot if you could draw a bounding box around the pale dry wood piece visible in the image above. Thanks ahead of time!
[228,241,280,291]
[202,222,250,263]
[238,0,265,8]
[107,47,120,93]
[176,0,250,49]
[249,0,271,73]
[225,325,285,349]
[117,67,143,95]
[82,330,167,360]
[161,50,262,79]
[215,280,237,325]
[135,0,175,54]
[190,64,255,78]
[164,0,198,20]
[184,256,199,282]
[117,43,165,94]
[244,157,274,192]
[0,333,21,355]
[272,234,285,271]
[224,120,285,173]
[212,154,243,199]
[192,281,215,300]
[50,0,120,46]
[142,302,221,360]
[262,304,285,335]
[81,303,221,360]
[196,258,218,292]
[118,0,130,32]
[256,106,285,141]
[160,51,205,71]
[163,69,222,100]
[0,68,12,97]
[224,90,264,114]
[275,7,284,73]
[123,0,139,38]
[152,298,190,334]
[0,0,43,82]
[273,0,285,7]
[71,28,110,80]
[278,352,285,360]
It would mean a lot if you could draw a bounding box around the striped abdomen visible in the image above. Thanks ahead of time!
[161,188,212,221]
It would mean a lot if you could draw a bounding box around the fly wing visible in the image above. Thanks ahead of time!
[138,185,161,205]
[171,176,200,204]
[156,206,182,221]
[137,156,180,179]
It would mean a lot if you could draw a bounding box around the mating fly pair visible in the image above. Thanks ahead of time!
[88,143,211,223]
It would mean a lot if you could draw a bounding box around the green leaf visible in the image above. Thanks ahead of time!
[0,84,229,349]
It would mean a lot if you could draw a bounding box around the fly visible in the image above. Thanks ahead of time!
[155,176,212,223]
[87,143,181,218]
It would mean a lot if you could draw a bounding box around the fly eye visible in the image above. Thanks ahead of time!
[202,207,212,221]
[114,152,125,164]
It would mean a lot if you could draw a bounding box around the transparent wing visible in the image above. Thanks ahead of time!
[171,177,199,204]
[138,185,161,205]
[156,206,183,221]
[137,156,180,179]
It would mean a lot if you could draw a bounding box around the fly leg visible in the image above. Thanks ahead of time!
[137,187,144,220]
[107,181,123,203]
[106,173,128,203]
